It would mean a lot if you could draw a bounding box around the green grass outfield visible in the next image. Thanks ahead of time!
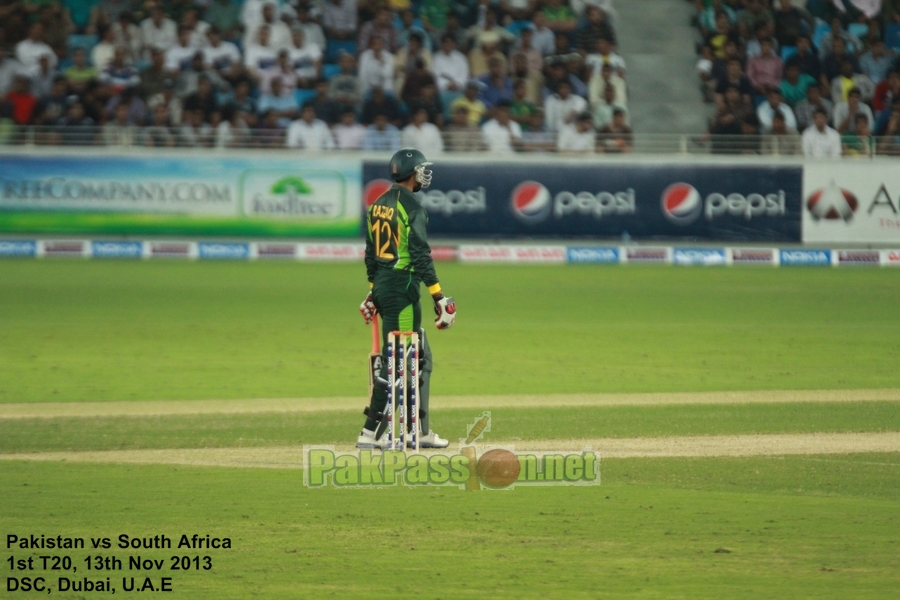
[1,261,898,598]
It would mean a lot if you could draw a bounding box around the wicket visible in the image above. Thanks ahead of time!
[386,330,420,451]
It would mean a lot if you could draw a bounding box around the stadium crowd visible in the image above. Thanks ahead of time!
[0,0,632,153]
[695,0,900,155]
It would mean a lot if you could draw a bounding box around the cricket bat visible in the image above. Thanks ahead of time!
[367,313,381,398]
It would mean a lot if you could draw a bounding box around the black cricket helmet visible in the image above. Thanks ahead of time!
[389,147,433,188]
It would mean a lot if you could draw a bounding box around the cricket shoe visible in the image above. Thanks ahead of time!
[415,430,449,449]
[356,429,387,450]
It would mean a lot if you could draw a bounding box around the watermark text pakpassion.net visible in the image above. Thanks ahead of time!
[304,412,599,490]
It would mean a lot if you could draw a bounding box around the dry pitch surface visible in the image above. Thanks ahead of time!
[2,389,898,467]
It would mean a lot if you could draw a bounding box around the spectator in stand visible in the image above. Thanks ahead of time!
[111,12,142,62]
[803,106,841,157]
[708,85,750,152]
[585,36,625,79]
[261,50,299,94]
[697,43,716,102]
[588,62,626,107]
[139,48,167,98]
[697,0,735,39]
[177,52,228,98]
[361,85,404,127]
[203,27,242,80]
[818,15,861,60]
[542,0,578,34]
[469,40,505,79]
[205,0,241,42]
[821,37,858,87]
[575,6,616,55]
[715,57,753,108]
[215,106,250,148]
[362,111,401,150]
[240,0,270,36]
[747,38,782,95]
[757,87,796,133]
[761,110,801,155]
[257,75,299,124]
[511,27,543,73]
[499,0,537,25]
[794,82,833,131]
[510,77,540,131]
[557,110,596,153]
[303,78,335,124]
[33,77,68,125]
[359,35,394,95]
[183,75,218,122]
[834,87,874,133]
[64,48,97,92]
[451,79,488,125]
[407,81,444,126]
[57,100,95,145]
[101,47,140,91]
[466,8,514,52]
[433,34,469,94]
[509,52,544,105]
[245,25,279,78]
[745,20,779,59]
[166,26,200,73]
[445,104,482,151]
[545,79,587,132]
[295,4,326,54]
[6,76,38,125]
[544,58,588,100]
[181,8,210,49]
[359,7,398,53]
[140,3,177,59]
[598,108,633,153]
[140,104,176,147]
[245,3,291,52]
[780,61,816,107]
[841,112,872,156]
[396,9,431,51]
[860,39,896,85]
[481,98,522,153]
[737,0,773,42]
[253,109,284,147]
[0,51,22,99]
[773,0,813,48]
[401,106,444,155]
[322,0,357,41]
[29,55,56,99]
[709,38,743,84]
[530,11,556,56]
[332,107,366,149]
[231,78,258,118]
[547,30,578,66]
[874,70,900,117]
[788,35,821,81]
[328,52,362,118]
[92,26,118,71]
[830,59,874,103]
[287,28,322,89]
[877,104,900,155]
[286,103,335,149]
[395,32,433,94]
[17,23,58,73]
[178,110,213,148]
[102,101,137,146]
[441,12,468,53]
[147,78,182,126]
[477,55,513,110]
[707,10,739,59]
[593,80,627,128]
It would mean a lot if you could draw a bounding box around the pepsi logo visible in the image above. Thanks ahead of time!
[363,179,393,208]
[661,183,702,225]
[806,181,858,222]
[510,181,551,223]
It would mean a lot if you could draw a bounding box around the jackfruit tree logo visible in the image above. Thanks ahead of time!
[303,411,600,490]
[239,171,346,218]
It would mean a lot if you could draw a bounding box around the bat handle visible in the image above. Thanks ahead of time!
[371,313,380,354]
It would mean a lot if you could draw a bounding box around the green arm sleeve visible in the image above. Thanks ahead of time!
[407,204,439,289]
[364,211,377,284]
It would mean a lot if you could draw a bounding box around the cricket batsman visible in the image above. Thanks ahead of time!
[357,148,456,449]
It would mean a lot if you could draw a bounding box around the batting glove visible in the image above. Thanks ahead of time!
[433,294,456,330]
[359,291,376,324]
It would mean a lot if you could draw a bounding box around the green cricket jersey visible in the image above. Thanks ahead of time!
[365,184,441,295]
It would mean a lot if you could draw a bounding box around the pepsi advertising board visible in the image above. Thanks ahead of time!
[362,161,802,241]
